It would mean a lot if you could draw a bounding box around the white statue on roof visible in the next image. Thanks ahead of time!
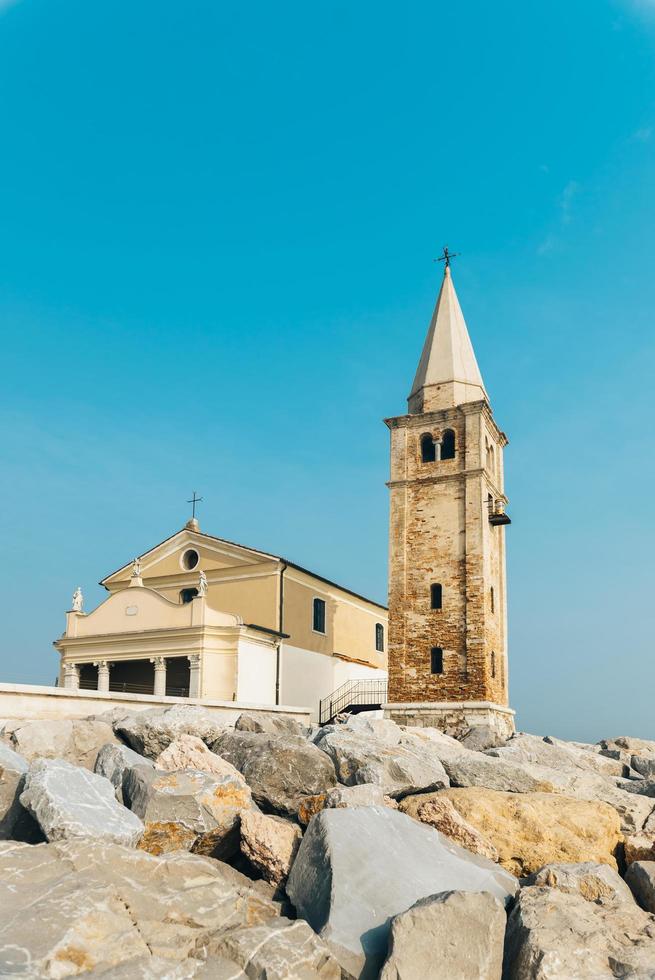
[71,587,83,612]
[198,570,208,597]
[131,557,142,578]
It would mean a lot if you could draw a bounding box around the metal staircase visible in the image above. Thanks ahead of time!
[319,678,388,726]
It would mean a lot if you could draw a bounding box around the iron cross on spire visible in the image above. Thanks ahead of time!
[435,245,459,268]
[187,491,203,520]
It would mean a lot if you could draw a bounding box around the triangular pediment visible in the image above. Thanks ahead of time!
[101,528,279,588]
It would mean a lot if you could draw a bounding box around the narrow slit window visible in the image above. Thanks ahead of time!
[491,651,496,678]
[312,597,326,634]
[431,583,443,610]
[430,647,443,674]
[490,586,495,613]
[375,623,384,653]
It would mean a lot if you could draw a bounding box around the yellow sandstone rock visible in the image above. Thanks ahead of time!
[435,788,621,876]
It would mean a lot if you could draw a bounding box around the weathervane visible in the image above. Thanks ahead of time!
[435,245,459,269]
[187,491,203,520]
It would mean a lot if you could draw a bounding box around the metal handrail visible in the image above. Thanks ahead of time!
[319,678,388,726]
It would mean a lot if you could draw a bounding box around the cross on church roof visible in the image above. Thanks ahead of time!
[435,245,459,269]
[187,491,203,520]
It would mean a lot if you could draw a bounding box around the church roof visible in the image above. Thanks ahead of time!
[409,266,487,404]
[100,526,388,611]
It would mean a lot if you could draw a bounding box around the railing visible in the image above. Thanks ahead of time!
[319,678,388,726]
[78,679,189,697]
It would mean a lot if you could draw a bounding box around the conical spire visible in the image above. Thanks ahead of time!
[408,266,487,413]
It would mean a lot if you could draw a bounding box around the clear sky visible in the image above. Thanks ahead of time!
[1,0,654,742]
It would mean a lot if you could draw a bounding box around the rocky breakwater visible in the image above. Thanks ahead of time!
[1,706,655,978]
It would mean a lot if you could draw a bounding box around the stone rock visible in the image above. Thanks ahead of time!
[155,733,243,777]
[0,838,279,976]
[297,793,327,826]
[601,736,655,758]
[0,742,28,839]
[626,861,655,913]
[235,711,310,737]
[90,955,246,978]
[400,727,471,763]
[342,712,403,744]
[115,705,226,758]
[325,783,392,808]
[379,890,506,980]
[316,729,449,799]
[125,765,255,858]
[525,861,635,905]
[240,810,302,885]
[442,752,552,794]
[436,787,621,876]
[624,832,655,864]
[20,758,144,846]
[458,724,508,752]
[94,742,154,802]
[211,917,341,979]
[491,732,626,779]
[400,794,499,862]
[212,730,337,815]
[10,718,117,769]
[286,805,517,979]
[632,755,655,779]
[504,885,655,979]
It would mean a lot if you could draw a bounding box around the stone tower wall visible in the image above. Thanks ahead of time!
[386,400,509,708]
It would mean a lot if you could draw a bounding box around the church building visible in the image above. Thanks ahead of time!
[383,255,515,737]
[54,520,388,722]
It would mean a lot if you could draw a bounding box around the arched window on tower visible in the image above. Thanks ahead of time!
[441,429,456,460]
[180,588,198,604]
[421,434,436,463]
[486,442,495,473]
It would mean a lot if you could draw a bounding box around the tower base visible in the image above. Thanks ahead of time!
[383,700,515,740]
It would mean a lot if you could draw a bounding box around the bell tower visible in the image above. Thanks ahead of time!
[384,258,515,737]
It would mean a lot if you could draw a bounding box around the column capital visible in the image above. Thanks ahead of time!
[187,654,201,667]
[150,656,167,668]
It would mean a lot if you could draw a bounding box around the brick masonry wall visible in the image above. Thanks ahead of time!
[386,399,509,708]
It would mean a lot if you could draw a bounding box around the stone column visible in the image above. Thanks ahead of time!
[433,437,443,461]
[63,663,79,690]
[151,657,167,697]
[188,655,201,698]
[95,661,111,692]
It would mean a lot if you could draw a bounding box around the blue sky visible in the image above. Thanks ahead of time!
[1,0,654,742]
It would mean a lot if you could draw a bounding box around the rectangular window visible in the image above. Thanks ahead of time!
[430,647,443,674]
[312,597,326,634]
[431,584,443,610]
[375,623,384,652]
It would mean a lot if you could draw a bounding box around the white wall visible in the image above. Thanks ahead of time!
[0,682,310,725]
[280,644,387,721]
[236,639,277,705]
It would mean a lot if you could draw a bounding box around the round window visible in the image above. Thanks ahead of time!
[182,549,199,570]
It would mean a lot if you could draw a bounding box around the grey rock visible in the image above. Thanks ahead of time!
[380,890,506,980]
[115,704,226,758]
[601,736,655,758]
[458,724,508,752]
[504,885,655,979]
[324,783,390,808]
[90,956,246,979]
[19,758,144,846]
[0,743,28,839]
[400,727,471,762]
[633,755,655,780]
[286,805,517,979]
[491,733,626,779]
[235,711,310,737]
[623,778,655,798]
[316,729,448,799]
[10,718,117,769]
[211,917,341,979]
[0,838,279,976]
[127,765,255,858]
[626,861,655,913]
[524,861,635,906]
[342,713,403,744]
[94,742,154,802]
[212,730,337,815]
[442,752,550,794]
